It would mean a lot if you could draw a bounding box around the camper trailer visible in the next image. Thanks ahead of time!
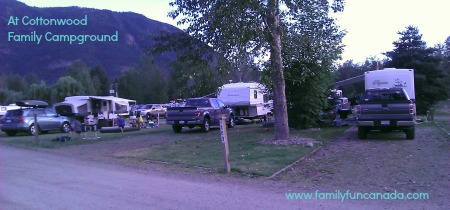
[365,68,415,101]
[217,82,272,120]
[53,96,136,118]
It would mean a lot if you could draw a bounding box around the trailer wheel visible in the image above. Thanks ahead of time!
[358,126,367,139]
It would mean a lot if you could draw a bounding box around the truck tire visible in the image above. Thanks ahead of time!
[201,118,210,132]
[227,116,235,128]
[172,125,182,133]
[358,126,367,139]
[405,127,415,140]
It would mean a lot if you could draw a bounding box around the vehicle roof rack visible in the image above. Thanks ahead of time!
[15,100,48,108]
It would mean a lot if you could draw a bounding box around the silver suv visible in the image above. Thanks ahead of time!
[0,108,71,136]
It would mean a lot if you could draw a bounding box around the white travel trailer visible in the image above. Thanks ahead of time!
[365,68,415,101]
[217,82,272,120]
[0,104,21,116]
[53,96,136,118]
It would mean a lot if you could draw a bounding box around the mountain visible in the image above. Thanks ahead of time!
[0,0,181,83]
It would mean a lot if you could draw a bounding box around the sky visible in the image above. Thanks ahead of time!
[17,0,450,63]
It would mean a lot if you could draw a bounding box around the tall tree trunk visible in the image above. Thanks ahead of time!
[267,0,289,140]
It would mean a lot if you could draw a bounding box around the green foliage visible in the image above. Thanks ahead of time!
[118,55,168,103]
[153,32,224,99]
[3,74,27,92]
[335,59,378,97]
[0,90,23,105]
[51,76,85,102]
[281,0,345,129]
[384,26,449,113]
[65,61,97,96]
[90,65,110,95]
[26,81,51,102]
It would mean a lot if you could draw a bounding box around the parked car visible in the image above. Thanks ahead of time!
[0,108,71,136]
[135,104,166,118]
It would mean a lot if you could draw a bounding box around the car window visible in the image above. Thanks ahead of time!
[44,109,57,116]
[26,109,46,116]
[210,99,220,108]
[5,109,23,117]
[34,109,46,116]
[26,110,35,117]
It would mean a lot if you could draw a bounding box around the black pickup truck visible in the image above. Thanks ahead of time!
[356,88,415,140]
[166,98,235,133]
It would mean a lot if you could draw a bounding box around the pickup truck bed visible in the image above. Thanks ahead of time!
[357,88,415,139]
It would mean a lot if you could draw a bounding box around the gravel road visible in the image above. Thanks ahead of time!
[0,145,385,210]
[1,111,448,209]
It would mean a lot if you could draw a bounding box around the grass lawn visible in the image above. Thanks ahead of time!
[0,119,349,177]
[433,100,450,133]
[0,123,174,148]
[117,124,349,176]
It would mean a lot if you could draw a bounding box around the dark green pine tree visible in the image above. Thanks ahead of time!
[384,26,448,113]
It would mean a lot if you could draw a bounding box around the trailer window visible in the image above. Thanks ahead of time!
[254,90,258,99]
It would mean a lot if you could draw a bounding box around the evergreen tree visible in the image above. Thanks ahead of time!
[384,26,448,113]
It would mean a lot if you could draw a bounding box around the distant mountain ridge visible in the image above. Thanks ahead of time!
[0,0,180,83]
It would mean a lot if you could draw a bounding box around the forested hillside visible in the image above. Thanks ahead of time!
[0,0,179,82]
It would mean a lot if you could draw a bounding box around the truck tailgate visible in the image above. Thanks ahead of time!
[166,107,198,121]
[360,103,411,115]
[358,103,413,121]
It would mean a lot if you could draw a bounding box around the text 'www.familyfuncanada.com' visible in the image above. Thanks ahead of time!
[285,190,429,202]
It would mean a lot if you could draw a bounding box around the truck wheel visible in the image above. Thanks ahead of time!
[202,118,210,132]
[227,116,235,128]
[405,127,415,140]
[358,126,367,139]
[172,125,182,133]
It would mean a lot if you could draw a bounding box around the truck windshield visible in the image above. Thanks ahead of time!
[363,89,408,102]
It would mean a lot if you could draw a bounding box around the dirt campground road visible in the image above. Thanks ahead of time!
[1,107,449,209]
[276,122,449,209]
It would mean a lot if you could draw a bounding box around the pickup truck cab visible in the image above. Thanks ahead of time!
[166,98,235,133]
[356,88,415,139]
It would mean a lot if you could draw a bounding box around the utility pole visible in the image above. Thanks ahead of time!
[109,83,119,97]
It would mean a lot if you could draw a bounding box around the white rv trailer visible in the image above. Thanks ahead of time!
[217,82,272,120]
[53,96,136,118]
[365,68,415,101]
[0,104,21,116]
